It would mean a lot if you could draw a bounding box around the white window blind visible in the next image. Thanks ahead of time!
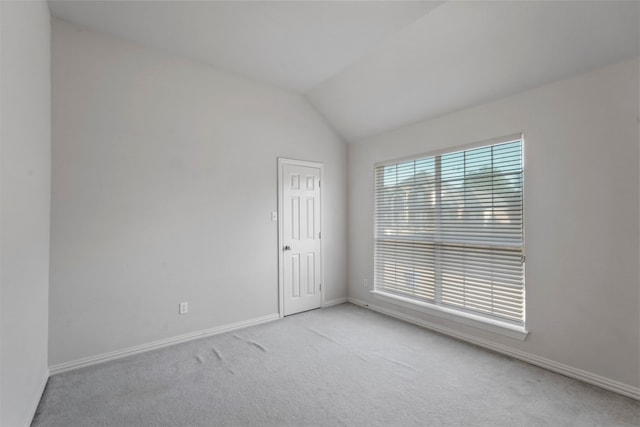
[374,137,524,325]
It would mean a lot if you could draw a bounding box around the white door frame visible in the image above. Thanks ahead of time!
[277,158,324,318]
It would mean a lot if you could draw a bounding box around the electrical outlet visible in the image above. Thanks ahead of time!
[364,279,369,289]
[179,302,188,315]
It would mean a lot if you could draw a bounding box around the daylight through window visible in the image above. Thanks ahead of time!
[374,136,525,325]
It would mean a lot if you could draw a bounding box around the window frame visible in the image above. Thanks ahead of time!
[372,133,528,340]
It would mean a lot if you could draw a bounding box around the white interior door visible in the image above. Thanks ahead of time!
[279,160,322,316]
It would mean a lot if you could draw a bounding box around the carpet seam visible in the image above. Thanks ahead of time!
[48,313,280,375]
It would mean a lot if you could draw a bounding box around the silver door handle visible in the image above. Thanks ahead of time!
[283,245,291,251]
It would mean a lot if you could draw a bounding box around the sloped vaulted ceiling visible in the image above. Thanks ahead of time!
[307,1,640,141]
[47,0,440,93]
[48,0,640,142]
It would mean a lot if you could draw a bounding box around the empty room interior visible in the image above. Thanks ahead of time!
[1,0,640,426]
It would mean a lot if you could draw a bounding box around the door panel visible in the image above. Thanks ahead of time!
[281,163,322,315]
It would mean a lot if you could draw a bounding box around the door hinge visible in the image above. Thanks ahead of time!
[319,232,321,239]
[320,283,322,291]
[318,180,320,188]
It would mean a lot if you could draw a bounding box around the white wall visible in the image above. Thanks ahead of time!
[0,1,51,426]
[348,58,639,392]
[50,19,347,367]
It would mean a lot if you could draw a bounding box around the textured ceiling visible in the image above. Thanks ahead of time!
[48,1,640,142]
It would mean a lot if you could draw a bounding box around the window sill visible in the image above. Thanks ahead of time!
[370,290,529,341]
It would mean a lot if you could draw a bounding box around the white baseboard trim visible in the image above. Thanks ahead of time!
[348,297,640,401]
[323,297,348,308]
[49,313,280,375]
[24,369,49,427]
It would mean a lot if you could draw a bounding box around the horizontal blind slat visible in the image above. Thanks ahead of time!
[374,139,524,325]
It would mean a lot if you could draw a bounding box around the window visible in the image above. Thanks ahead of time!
[374,135,525,330]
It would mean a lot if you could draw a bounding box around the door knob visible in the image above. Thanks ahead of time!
[283,245,291,251]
